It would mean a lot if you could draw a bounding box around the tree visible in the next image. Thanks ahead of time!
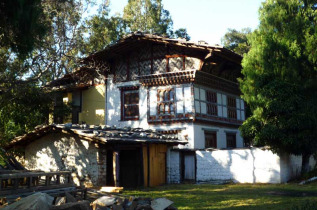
[0,0,91,144]
[240,0,317,174]
[81,1,126,54]
[172,28,191,41]
[222,28,252,56]
[122,0,173,35]
[83,0,191,55]
[27,0,92,84]
[0,0,47,58]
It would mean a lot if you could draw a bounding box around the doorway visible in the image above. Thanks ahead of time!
[119,149,143,188]
[181,151,196,182]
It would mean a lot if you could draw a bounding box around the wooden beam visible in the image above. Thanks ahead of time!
[113,151,120,187]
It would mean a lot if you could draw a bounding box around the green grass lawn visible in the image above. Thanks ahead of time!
[123,182,317,209]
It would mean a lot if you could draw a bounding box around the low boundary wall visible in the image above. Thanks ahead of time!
[167,148,316,184]
[196,148,315,183]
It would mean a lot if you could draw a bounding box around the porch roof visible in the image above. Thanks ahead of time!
[6,124,187,149]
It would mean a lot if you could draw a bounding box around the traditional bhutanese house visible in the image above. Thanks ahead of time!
[46,32,247,183]
[6,124,186,188]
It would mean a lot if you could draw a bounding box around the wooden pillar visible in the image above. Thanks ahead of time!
[142,145,149,187]
[113,151,120,187]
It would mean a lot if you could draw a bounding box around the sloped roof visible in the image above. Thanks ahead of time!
[6,124,187,149]
[47,32,242,90]
[82,32,242,64]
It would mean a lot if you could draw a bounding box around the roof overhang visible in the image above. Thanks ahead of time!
[81,33,242,65]
[6,124,187,150]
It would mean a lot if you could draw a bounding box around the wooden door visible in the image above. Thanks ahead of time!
[143,144,168,187]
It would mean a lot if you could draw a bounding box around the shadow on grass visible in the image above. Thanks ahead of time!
[123,183,317,210]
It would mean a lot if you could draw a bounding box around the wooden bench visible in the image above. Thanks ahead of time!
[0,171,86,204]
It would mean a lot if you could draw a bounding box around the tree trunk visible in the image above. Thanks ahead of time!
[301,153,311,174]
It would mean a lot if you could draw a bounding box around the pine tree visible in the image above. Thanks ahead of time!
[240,0,317,173]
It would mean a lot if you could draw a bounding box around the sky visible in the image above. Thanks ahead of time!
[106,0,265,45]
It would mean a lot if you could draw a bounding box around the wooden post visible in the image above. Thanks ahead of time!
[28,177,33,188]
[67,173,71,184]
[113,151,120,187]
[147,144,150,187]
[14,178,18,190]
[45,176,50,186]
[56,175,60,185]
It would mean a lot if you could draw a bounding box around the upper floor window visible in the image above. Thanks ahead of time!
[227,96,237,119]
[148,86,192,120]
[226,133,236,148]
[194,86,245,121]
[158,89,175,116]
[121,88,139,121]
[206,91,217,116]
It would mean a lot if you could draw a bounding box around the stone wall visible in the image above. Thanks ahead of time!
[24,132,106,186]
[196,148,315,183]
[167,150,181,183]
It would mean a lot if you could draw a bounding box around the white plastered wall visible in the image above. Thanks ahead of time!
[195,148,316,184]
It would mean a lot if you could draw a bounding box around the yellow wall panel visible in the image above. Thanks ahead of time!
[79,85,105,125]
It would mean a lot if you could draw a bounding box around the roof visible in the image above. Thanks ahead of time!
[45,67,106,91]
[47,32,242,90]
[82,32,242,64]
[6,124,187,149]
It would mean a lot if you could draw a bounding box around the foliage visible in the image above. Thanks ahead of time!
[222,28,252,56]
[82,0,191,54]
[27,0,92,84]
[0,83,51,143]
[123,183,317,210]
[172,28,191,41]
[122,0,173,35]
[0,0,47,58]
[81,1,126,54]
[240,0,317,173]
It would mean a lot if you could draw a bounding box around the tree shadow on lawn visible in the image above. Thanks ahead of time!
[123,183,317,210]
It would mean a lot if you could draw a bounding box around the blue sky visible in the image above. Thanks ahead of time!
[107,0,265,45]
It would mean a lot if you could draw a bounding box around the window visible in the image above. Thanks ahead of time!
[121,88,139,120]
[194,87,246,121]
[206,90,217,116]
[148,86,192,121]
[205,132,217,148]
[227,96,237,119]
[194,87,220,116]
[226,133,236,148]
[157,89,175,115]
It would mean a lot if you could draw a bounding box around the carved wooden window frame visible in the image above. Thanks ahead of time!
[157,88,175,117]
